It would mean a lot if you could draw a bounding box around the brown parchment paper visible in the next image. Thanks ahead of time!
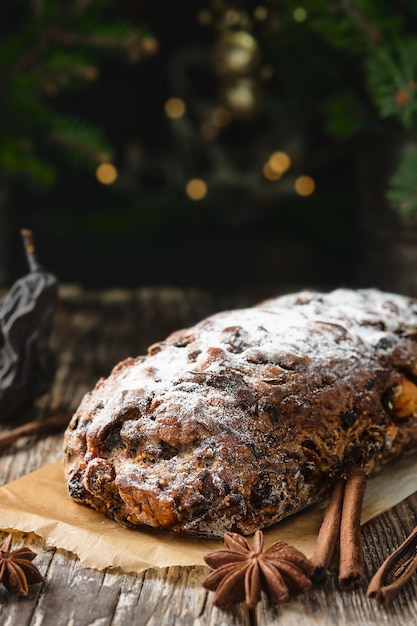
[0,455,417,575]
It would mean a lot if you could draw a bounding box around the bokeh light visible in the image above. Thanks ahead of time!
[200,121,219,141]
[254,6,268,21]
[164,97,186,119]
[269,151,291,174]
[212,106,232,127]
[293,7,307,22]
[186,178,208,200]
[295,175,315,196]
[263,162,281,181]
[96,163,118,185]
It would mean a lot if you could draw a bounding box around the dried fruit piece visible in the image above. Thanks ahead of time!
[0,230,57,422]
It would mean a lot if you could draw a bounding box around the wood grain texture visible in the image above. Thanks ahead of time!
[1,286,417,625]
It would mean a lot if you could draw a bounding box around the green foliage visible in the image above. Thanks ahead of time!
[267,0,417,219]
[0,136,56,186]
[269,0,408,54]
[367,39,417,130]
[322,92,368,138]
[0,0,150,187]
[386,144,417,218]
[303,0,404,54]
[47,115,114,167]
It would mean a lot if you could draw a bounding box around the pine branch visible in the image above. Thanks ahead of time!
[1,21,151,95]
[386,146,417,218]
[45,24,150,63]
[0,0,155,185]
[337,0,382,48]
[40,51,99,93]
[0,26,49,92]
[367,39,417,129]
[0,136,56,186]
[47,115,113,166]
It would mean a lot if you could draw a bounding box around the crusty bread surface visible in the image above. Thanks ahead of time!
[62,288,417,537]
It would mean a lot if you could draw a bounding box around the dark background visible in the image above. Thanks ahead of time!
[5,1,361,297]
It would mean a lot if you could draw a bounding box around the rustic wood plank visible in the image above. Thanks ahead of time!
[0,533,56,626]
[108,566,250,626]
[37,551,121,626]
[2,287,417,625]
[0,530,251,626]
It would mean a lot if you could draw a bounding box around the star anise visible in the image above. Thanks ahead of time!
[202,530,315,609]
[0,534,44,596]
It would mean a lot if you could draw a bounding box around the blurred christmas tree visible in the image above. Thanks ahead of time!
[277,0,417,218]
[4,0,417,294]
[136,0,417,219]
[156,0,417,292]
[260,0,417,293]
[0,0,157,284]
[192,0,417,216]
[0,0,156,186]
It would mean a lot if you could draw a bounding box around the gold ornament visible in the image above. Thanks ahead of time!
[220,77,261,118]
[211,30,261,78]
[208,2,263,119]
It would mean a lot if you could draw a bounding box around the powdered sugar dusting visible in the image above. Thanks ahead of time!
[63,288,417,537]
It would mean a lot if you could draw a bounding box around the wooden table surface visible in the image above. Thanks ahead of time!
[1,285,417,626]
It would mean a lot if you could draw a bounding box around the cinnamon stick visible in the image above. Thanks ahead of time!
[0,410,70,448]
[311,468,368,590]
[338,467,368,591]
[367,524,417,605]
[312,478,345,585]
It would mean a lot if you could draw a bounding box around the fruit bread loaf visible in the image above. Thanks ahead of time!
[62,288,417,538]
